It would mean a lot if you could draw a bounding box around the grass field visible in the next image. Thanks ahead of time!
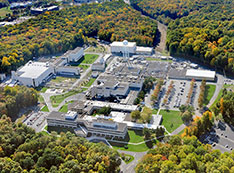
[146,57,172,62]
[59,100,74,113]
[85,45,106,53]
[80,54,99,64]
[110,141,156,152]
[0,7,12,17]
[83,78,96,87]
[41,105,49,112]
[160,109,183,133]
[210,84,232,109]
[50,90,82,107]
[204,84,216,105]
[38,95,45,104]
[78,64,90,72]
[51,77,76,83]
[40,87,48,93]
[128,130,144,143]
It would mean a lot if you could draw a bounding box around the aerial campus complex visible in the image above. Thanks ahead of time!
[5,38,232,155]
[6,40,221,142]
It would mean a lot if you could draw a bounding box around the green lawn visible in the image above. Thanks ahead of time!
[51,76,76,83]
[160,109,183,133]
[146,57,172,62]
[128,130,144,143]
[38,95,45,104]
[204,84,216,105]
[81,54,99,64]
[83,78,96,87]
[85,45,106,53]
[50,90,82,107]
[152,109,158,114]
[41,105,49,112]
[210,84,232,109]
[78,64,90,72]
[110,141,156,152]
[59,100,74,113]
[40,87,48,93]
[0,7,12,17]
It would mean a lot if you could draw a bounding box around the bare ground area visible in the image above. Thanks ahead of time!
[155,21,168,53]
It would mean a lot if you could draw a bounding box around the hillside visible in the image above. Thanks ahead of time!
[0,0,157,73]
[136,135,234,172]
[130,0,234,74]
[0,116,121,172]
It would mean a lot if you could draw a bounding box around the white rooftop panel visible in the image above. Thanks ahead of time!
[186,69,216,78]
[18,61,51,78]
[110,41,136,47]
[136,46,153,52]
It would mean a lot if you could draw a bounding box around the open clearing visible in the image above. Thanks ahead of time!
[160,109,183,133]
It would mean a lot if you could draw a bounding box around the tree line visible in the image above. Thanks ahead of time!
[212,89,234,125]
[136,135,234,173]
[0,116,121,172]
[0,85,38,120]
[0,0,158,73]
[130,0,234,74]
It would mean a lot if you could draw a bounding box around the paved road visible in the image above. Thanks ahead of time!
[207,74,224,108]
[170,124,186,135]
[40,92,85,112]
[119,150,147,173]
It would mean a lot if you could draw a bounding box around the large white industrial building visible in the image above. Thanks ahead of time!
[110,41,136,55]
[110,40,153,55]
[185,69,216,81]
[11,61,54,87]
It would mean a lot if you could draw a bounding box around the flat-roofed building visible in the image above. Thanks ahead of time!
[47,111,78,128]
[82,119,127,139]
[186,69,216,81]
[46,111,128,138]
[110,41,136,55]
[62,47,84,63]
[136,46,153,55]
[11,61,55,87]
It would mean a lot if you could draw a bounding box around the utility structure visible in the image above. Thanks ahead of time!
[122,40,133,68]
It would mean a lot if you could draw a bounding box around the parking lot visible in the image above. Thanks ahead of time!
[24,111,49,132]
[159,79,201,110]
[202,121,234,152]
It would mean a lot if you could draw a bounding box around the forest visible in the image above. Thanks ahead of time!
[212,89,234,125]
[130,0,234,74]
[0,116,121,172]
[136,135,234,173]
[0,0,157,73]
[0,85,38,120]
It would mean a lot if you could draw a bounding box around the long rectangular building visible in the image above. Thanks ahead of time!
[186,69,216,81]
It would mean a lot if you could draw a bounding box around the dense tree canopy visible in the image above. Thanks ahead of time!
[136,135,234,173]
[0,0,157,73]
[0,85,38,120]
[213,90,234,125]
[130,0,234,74]
[0,116,121,172]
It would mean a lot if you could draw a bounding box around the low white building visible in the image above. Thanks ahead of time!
[12,61,54,87]
[110,40,136,55]
[56,66,80,76]
[91,57,105,72]
[186,69,216,81]
[136,46,153,55]
[62,47,84,63]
